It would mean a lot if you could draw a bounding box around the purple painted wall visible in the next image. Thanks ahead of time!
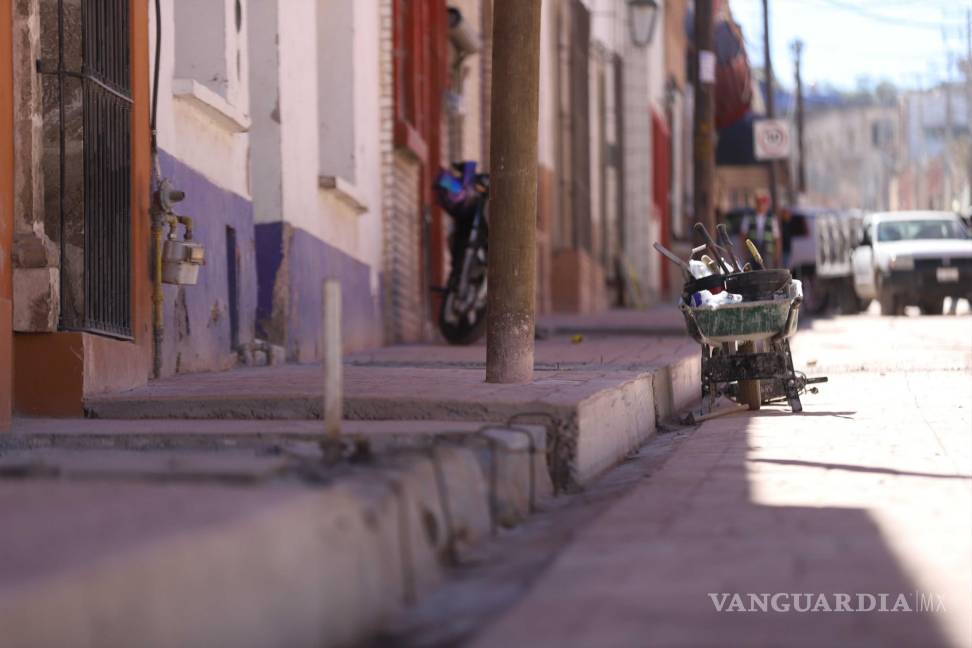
[255,221,383,361]
[157,150,257,375]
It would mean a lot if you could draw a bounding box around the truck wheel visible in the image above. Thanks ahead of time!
[801,275,829,315]
[878,290,900,316]
[919,298,944,315]
[838,280,863,314]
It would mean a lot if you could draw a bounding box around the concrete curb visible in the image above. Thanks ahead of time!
[0,424,552,648]
[651,352,703,423]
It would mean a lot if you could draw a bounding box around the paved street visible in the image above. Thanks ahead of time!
[391,310,972,648]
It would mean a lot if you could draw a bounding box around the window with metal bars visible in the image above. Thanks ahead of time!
[41,0,132,338]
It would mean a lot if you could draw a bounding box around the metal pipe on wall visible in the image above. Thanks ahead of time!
[151,0,163,378]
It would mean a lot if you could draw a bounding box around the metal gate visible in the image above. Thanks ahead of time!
[44,0,132,338]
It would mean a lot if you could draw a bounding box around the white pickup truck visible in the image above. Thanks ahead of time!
[851,211,972,315]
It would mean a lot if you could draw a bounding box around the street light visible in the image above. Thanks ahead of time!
[626,0,659,48]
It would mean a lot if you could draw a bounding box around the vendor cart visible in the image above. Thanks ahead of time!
[680,279,826,414]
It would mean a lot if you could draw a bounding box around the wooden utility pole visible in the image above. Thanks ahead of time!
[945,51,954,209]
[792,39,806,195]
[762,0,778,212]
[915,74,926,209]
[485,0,541,384]
[693,0,716,235]
[966,8,972,205]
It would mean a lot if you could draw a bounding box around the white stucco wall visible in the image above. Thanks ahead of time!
[277,0,321,233]
[619,0,667,302]
[247,0,283,224]
[803,104,899,211]
[349,0,384,294]
[174,0,249,109]
[149,0,250,197]
[542,0,626,170]
[539,0,667,299]
[318,0,356,182]
[589,0,624,51]
[622,40,652,295]
[151,0,251,198]
[647,0,667,116]
[297,0,385,297]
[446,0,484,165]
[587,0,626,266]
[246,0,383,291]
[645,0,665,299]
[538,1,558,170]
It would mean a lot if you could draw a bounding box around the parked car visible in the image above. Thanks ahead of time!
[851,211,972,315]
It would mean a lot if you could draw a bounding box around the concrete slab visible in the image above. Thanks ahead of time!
[84,334,701,489]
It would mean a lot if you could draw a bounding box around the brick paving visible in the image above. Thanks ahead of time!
[467,313,972,648]
[87,307,699,419]
[83,309,702,487]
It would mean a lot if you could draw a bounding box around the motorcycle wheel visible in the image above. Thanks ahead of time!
[438,286,487,345]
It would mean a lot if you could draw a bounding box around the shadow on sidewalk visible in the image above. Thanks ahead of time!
[749,409,857,419]
[461,403,965,648]
[750,457,972,480]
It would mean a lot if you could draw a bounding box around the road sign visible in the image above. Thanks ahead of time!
[754,119,791,160]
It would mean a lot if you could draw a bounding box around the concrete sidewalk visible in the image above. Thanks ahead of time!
[87,308,702,488]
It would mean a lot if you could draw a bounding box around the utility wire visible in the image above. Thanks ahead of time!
[799,0,965,31]
[733,0,965,31]
[850,0,968,10]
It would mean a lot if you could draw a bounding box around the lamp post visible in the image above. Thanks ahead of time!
[626,0,659,49]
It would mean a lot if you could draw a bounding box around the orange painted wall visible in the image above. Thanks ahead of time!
[129,0,152,374]
[14,333,85,417]
[1,3,14,430]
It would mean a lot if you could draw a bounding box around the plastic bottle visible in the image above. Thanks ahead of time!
[688,259,712,279]
[689,289,743,308]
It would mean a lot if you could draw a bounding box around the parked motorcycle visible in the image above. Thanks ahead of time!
[434,161,489,345]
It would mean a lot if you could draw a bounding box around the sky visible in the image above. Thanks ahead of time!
[729,0,971,94]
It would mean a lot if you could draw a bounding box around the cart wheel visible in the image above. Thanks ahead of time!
[738,341,761,411]
[740,379,761,411]
[788,396,803,413]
